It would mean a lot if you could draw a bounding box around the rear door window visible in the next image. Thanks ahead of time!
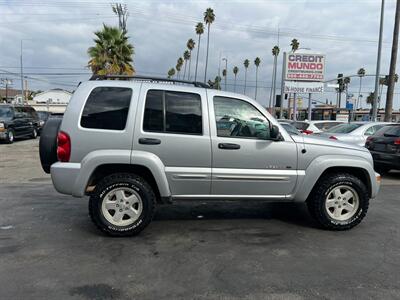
[81,87,132,130]
[143,90,202,135]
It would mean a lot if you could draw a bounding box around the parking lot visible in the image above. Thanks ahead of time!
[1,139,400,299]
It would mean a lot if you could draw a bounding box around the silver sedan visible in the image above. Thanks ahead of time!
[317,122,395,146]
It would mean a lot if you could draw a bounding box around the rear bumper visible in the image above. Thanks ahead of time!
[50,162,82,196]
[370,150,400,170]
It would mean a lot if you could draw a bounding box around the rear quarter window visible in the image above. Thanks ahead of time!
[81,87,132,130]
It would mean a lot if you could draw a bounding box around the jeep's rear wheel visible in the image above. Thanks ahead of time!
[307,173,369,230]
[89,173,156,236]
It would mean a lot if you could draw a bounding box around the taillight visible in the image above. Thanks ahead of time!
[329,135,338,140]
[394,138,400,145]
[302,129,313,135]
[57,131,71,162]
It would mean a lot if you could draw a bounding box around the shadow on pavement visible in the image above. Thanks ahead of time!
[153,201,317,229]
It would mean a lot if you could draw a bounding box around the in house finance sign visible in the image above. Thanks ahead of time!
[285,53,325,82]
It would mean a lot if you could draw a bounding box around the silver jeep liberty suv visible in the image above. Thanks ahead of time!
[39,75,381,236]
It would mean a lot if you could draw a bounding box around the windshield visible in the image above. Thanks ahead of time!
[281,123,299,135]
[327,123,363,133]
[0,106,13,119]
[293,122,309,130]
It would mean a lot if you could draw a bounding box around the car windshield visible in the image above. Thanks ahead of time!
[281,123,299,135]
[0,106,13,119]
[375,125,400,137]
[37,111,50,121]
[327,123,363,133]
[293,122,309,130]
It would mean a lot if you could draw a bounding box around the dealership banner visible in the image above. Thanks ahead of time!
[285,53,325,81]
[284,81,324,94]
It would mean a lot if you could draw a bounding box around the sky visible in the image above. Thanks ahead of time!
[0,0,398,109]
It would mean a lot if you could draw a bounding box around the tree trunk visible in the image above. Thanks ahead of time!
[244,69,247,94]
[385,0,400,122]
[204,23,210,83]
[183,61,187,79]
[195,35,201,82]
[255,68,258,100]
[234,75,237,92]
[188,52,192,81]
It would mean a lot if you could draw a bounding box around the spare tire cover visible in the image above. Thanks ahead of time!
[39,118,62,174]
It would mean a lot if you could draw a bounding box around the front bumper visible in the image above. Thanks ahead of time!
[0,130,8,140]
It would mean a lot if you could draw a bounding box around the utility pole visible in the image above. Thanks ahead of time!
[1,78,12,103]
[293,93,297,121]
[385,0,400,122]
[308,93,312,120]
[280,52,286,118]
[373,0,385,121]
[112,3,128,33]
[20,40,24,105]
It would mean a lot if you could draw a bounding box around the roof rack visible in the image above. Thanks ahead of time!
[89,74,210,88]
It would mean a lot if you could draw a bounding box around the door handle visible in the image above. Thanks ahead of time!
[139,138,161,145]
[218,143,240,150]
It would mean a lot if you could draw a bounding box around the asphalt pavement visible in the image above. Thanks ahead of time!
[1,139,400,300]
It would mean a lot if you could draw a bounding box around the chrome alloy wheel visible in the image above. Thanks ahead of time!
[101,187,143,226]
[325,185,360,221]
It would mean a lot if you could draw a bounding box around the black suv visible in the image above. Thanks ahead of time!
[365,124,400,174]
[0,104,39,144]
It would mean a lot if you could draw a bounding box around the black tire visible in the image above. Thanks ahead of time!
[89,173,156,237]
[39,118,62,173]
[5,129,15,144]
[307,172,369,230]
[31,127,38,139]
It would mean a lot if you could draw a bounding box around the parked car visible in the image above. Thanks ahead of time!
[0,104,39,143]
[39,76,380,236]
[318,122,394,146]
[292,120,344,134]
[365,124,400,174]
[36,111,51,134]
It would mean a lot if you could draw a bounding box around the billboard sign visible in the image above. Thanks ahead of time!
[284,81,324,94]
[285,53,325,82]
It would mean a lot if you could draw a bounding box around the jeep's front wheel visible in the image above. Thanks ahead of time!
[307,173,369,230]
[89,173,156,236]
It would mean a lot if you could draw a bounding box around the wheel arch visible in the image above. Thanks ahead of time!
[85,163,170,204]
[294,155,375,202]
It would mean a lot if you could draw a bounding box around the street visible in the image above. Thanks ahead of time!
[1,139,400,299]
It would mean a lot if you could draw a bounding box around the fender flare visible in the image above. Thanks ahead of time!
[293,155,376,202]
[72,149,170,198]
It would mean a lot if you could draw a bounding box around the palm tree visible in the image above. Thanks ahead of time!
[243,59,250,94]
[203,8,215,83]
[290,39,299,52]
[357,68,366,109]
[366,92,375,107]
[233,66,239,92]
[167,68,176,79]
[222,69,227,90]
[88,24,135,76]
[270,45,280,110]
[254,57,261,100]
[176,57,183,79]
[186,38,196,80]
[194,22,204,82]
[183,50,191,79]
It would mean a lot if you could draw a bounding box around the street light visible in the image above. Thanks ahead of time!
[20,39,33,105]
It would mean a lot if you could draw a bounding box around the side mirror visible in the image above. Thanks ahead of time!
[270,124,282,141]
